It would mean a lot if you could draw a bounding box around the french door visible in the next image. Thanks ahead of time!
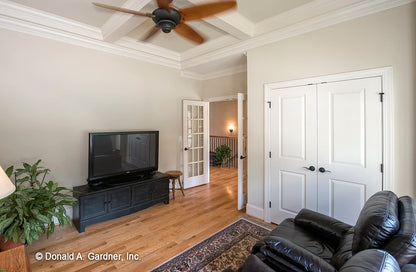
[182,100,209,189]
[268,76,383,225]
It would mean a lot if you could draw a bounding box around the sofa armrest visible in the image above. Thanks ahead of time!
[260,236,337,272]
[339,249,400,272]
[236,254,276,272]
[295,209,352,248]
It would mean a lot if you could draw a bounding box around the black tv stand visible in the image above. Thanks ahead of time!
[72,172,169,233]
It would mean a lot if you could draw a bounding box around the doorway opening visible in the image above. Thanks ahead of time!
[208,95,247,210]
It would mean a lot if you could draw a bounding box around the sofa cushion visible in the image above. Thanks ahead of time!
[339,249,400,272]
[295,209,352,249]
[381,196,416,266]
[331,227,354,269]
[352,191,400,253]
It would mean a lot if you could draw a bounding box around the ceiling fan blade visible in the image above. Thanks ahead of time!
[93,2,154,18]
[174,23,205,44]
[156,0,173,11]
[141,26,160,42]
[179,0,236,22]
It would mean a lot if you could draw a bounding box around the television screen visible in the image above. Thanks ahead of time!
[88,131,159,182]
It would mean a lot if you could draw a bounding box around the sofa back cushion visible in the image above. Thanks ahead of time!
[381,196,416,266]
[352,191,400,253]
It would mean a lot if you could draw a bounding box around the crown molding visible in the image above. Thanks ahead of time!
[181,35,239,61]
[0,0,180,69]
[181,64,246,80]
[181,0,415,70]
[0,0,414,80]
[0,0,102,39]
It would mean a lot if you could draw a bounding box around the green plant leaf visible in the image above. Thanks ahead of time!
[5,166,14,177]
[0,217,14,233]
[23,163,31,171]
[35,214,50,224]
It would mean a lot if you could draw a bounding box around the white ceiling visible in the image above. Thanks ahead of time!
[2,0,413,80]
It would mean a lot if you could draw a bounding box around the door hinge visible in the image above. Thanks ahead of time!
[267,101,271,108]
[380,163,384,173]
[379,92,385,102]
[269,151,271,158]
[269,201,271,208]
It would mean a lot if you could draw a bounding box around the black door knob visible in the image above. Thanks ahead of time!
[319,167,331,173]
[303,166,315,171]
[240,155,247,160]
[184,147,189,151]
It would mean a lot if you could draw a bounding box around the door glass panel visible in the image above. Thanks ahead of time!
[194,149,198,162]
[199,148,203,162]
[199,162,204,175]
[199,106,204,119]
[199,134,203,147]
[193,164,198,176]
[199,120,204,133]
[193,106,198,119]
[192,120,198,133]
[187,105,192,118]
[189,149,193,162]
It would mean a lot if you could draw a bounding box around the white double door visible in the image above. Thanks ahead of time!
[269,77,383,225]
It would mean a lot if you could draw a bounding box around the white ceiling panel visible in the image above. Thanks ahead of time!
[237,0,314,23]
[9,0,123,27]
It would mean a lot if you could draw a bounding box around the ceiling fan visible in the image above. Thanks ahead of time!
[93,0,237,44]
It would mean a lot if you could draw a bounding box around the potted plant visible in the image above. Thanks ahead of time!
[0,160,77,250]
[215,145,232,167]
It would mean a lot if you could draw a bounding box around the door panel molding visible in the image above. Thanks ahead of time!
[264,67,393,223]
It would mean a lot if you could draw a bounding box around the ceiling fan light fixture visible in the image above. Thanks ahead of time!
[152,8,181,33]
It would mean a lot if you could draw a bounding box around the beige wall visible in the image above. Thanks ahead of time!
[0,29,201,190]
[201,72,247,99]
[247,3,416,213]
[210,101,238,137]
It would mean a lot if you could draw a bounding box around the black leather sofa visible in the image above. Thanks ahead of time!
[234,191,416,271]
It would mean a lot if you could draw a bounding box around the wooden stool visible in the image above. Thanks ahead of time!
[165,170,185,200]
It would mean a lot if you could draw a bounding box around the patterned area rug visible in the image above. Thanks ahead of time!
[150,217,273,272]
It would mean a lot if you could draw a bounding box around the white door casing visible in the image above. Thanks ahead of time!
[264,67,392,225]
[183,100,210,189]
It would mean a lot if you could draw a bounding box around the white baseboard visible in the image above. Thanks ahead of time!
[246,204,264,220]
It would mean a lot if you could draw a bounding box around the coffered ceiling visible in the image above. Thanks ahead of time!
[1,0,413,80]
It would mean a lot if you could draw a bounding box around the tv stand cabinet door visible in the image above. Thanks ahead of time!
[132,182,152,206]
[81,192,107,220]
[152,179,169,201]
[108,186,131,212]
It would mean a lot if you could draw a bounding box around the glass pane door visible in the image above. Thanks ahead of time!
[183,100,209,188]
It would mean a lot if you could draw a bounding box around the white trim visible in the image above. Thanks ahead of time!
[263,67,394,223]
[0,0,412,79]
[203,95,238,102]
[181,64,247,81]
[0,15,181,69]
[246,204,264,220]
[0,0,102,39]
[180,0,414,71]
[264,88,272,223]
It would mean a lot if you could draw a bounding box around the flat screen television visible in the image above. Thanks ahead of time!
[88,131,159,186]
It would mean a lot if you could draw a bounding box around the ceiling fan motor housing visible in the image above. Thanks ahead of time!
[152,8,181,33]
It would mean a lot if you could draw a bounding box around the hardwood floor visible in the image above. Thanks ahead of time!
[29,167,246,271]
